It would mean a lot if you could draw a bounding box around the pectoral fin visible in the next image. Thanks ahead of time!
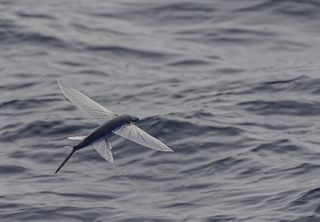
[113,123,173,152]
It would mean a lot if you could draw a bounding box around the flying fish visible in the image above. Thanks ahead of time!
[55,82,173,173]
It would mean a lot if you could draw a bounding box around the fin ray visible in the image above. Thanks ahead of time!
[113,123,173,152]
[93,140,114,163]
[58,82,118,124]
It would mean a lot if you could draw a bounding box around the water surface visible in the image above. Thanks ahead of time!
[1,0,320,221]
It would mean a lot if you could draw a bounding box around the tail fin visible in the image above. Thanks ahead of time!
[55,148,76,174]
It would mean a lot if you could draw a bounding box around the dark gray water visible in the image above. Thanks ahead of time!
[1,0,320,221]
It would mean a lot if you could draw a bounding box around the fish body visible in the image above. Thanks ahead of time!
[55,82,173,174]
[75,114,138,150]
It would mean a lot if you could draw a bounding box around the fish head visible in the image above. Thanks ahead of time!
[129,115,140,123]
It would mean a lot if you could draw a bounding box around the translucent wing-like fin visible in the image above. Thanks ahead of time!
[58,82,118,124]
[68,136,86,141]
[93,140,114,163]
[113,124,173,152]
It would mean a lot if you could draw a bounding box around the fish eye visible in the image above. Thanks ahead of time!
[131,116,139,122]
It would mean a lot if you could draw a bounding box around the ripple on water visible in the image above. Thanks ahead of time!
[1,1,320,222]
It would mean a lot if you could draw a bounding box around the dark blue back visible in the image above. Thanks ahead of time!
[75,114,133,150]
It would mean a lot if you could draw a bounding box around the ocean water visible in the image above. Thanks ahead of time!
[1,0,320,221]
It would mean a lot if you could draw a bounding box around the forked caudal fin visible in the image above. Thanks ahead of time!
[68,136,114,163]
[55,148,76,174]
[55,140,114,174]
